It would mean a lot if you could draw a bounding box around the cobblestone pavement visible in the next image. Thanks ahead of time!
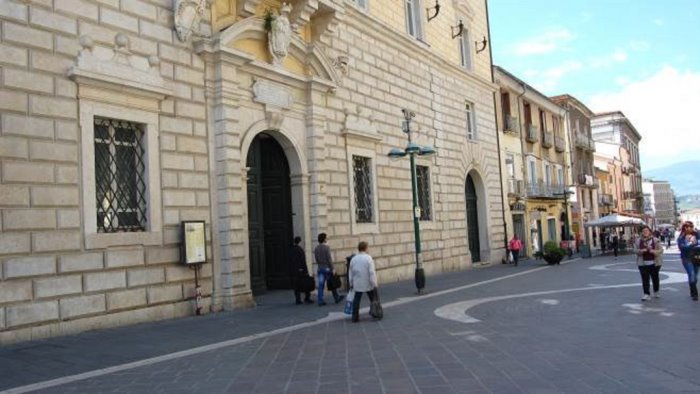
[2,249,699,393]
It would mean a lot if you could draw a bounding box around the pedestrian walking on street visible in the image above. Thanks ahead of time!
[677,221,700,301]
[636,226,663,301]
[349,241,378,323]
[314,233,343,306]
[508,234,523,266]
[289,236,313,305]
[612,232,619,258]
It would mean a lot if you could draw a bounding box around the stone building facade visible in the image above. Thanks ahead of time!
[551,94,598,251]
[0,0,504,343]
[493,66,570,257]
[642,180,676,227]
[592,111,643,216]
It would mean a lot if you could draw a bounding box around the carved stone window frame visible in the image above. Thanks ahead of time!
[342,107,381,235]
[79,101,163,249]
[68,34,169,249]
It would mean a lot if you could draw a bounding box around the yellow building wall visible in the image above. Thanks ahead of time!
[213,1,493,83]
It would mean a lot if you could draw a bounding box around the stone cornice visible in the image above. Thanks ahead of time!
[342,7,496,93]
[68,34,171,100]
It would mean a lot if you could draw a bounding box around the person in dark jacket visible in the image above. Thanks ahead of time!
[289,236,312,305]
[677,221,700,301]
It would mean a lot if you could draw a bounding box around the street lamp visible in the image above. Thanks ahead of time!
[553,187,575,249]
[388,109,436,294]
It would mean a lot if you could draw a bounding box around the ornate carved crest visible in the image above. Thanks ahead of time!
[175,0,208,42]
[267,2,295,65]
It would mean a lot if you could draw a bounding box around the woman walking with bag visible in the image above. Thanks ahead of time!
[508,234,523,266]
[677,221,700,301]
[636,226,663,301]
[349,241,378,323]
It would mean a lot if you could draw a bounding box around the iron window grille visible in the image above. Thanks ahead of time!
[352,155,373,223]
[94,117,147,233]
[416,165,432,221]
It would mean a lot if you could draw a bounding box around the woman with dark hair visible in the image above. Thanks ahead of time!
[677,221,700,301]
[635,226,663,301]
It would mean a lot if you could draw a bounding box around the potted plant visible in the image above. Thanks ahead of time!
[543,240,566,265]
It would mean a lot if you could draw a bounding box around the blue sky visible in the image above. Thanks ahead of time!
[489,0,700,171]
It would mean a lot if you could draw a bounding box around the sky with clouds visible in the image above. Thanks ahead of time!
[489,0,700,171]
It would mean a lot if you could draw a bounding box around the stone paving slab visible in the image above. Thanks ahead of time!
[4,251,700,393]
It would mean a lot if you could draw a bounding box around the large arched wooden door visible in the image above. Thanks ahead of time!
[465,174,481,262]
[246,134,294,294]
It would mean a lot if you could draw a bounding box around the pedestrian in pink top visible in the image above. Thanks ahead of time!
[508,234,523,266]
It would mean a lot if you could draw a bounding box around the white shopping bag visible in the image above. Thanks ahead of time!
[343,289,355,315]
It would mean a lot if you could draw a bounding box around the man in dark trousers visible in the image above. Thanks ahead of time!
[289,236,312,305]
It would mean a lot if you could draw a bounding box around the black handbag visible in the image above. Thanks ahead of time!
[327,274,341,291]
[369,289,383,319]
[692,249,700,265]
[299,275,315,293]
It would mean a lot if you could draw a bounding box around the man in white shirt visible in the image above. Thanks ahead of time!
[349,241,377,322]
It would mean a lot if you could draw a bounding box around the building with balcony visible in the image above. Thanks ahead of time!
[0,0,504,343]
[551,95,599,250]
[643,180,677,227]
[592,112,644,216]
[494,66,570,257]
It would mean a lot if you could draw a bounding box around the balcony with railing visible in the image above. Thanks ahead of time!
[599,193,614,206]
[623,191,644,200]
[541,130,553,148]
[574,133,595,151]
[507,179,524,197]
[503,116,518,134]
[554,135,565,152]
[525,180,566,198]
[525,124,538,142]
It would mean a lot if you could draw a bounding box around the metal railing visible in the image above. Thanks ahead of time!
[508,179,524,196]
[599,193,614,205]
[541,130,553,148]
[575,133,595,151]
[525,124,538,142]
[504,116,518,133]
[525,181,566,198]
[554,136,565,152]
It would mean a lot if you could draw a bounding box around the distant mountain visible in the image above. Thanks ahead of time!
[643,161,700,196]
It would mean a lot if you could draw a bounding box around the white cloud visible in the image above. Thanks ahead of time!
[629,40,650,51]
[614,76,630,86]
[653,18,665,26]
[512,28,575,56]
[589,49,628,69]
[531,60,583,92]
[589,67,700,170]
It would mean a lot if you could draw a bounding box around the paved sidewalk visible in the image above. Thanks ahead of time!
[4,251,698,394]
[0,257,554,392]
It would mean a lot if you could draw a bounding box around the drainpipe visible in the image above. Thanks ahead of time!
[516,83,528,253]
[485,0,509,256]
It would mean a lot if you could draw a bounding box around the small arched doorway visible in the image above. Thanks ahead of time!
[465,174,481,262]
[246,133,294,294]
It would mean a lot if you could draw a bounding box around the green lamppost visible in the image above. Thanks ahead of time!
[388,109,436,294]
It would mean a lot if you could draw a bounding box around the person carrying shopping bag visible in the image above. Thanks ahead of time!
[508,234,523,266]
[313,233,343,306]
[348,241,379,322]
